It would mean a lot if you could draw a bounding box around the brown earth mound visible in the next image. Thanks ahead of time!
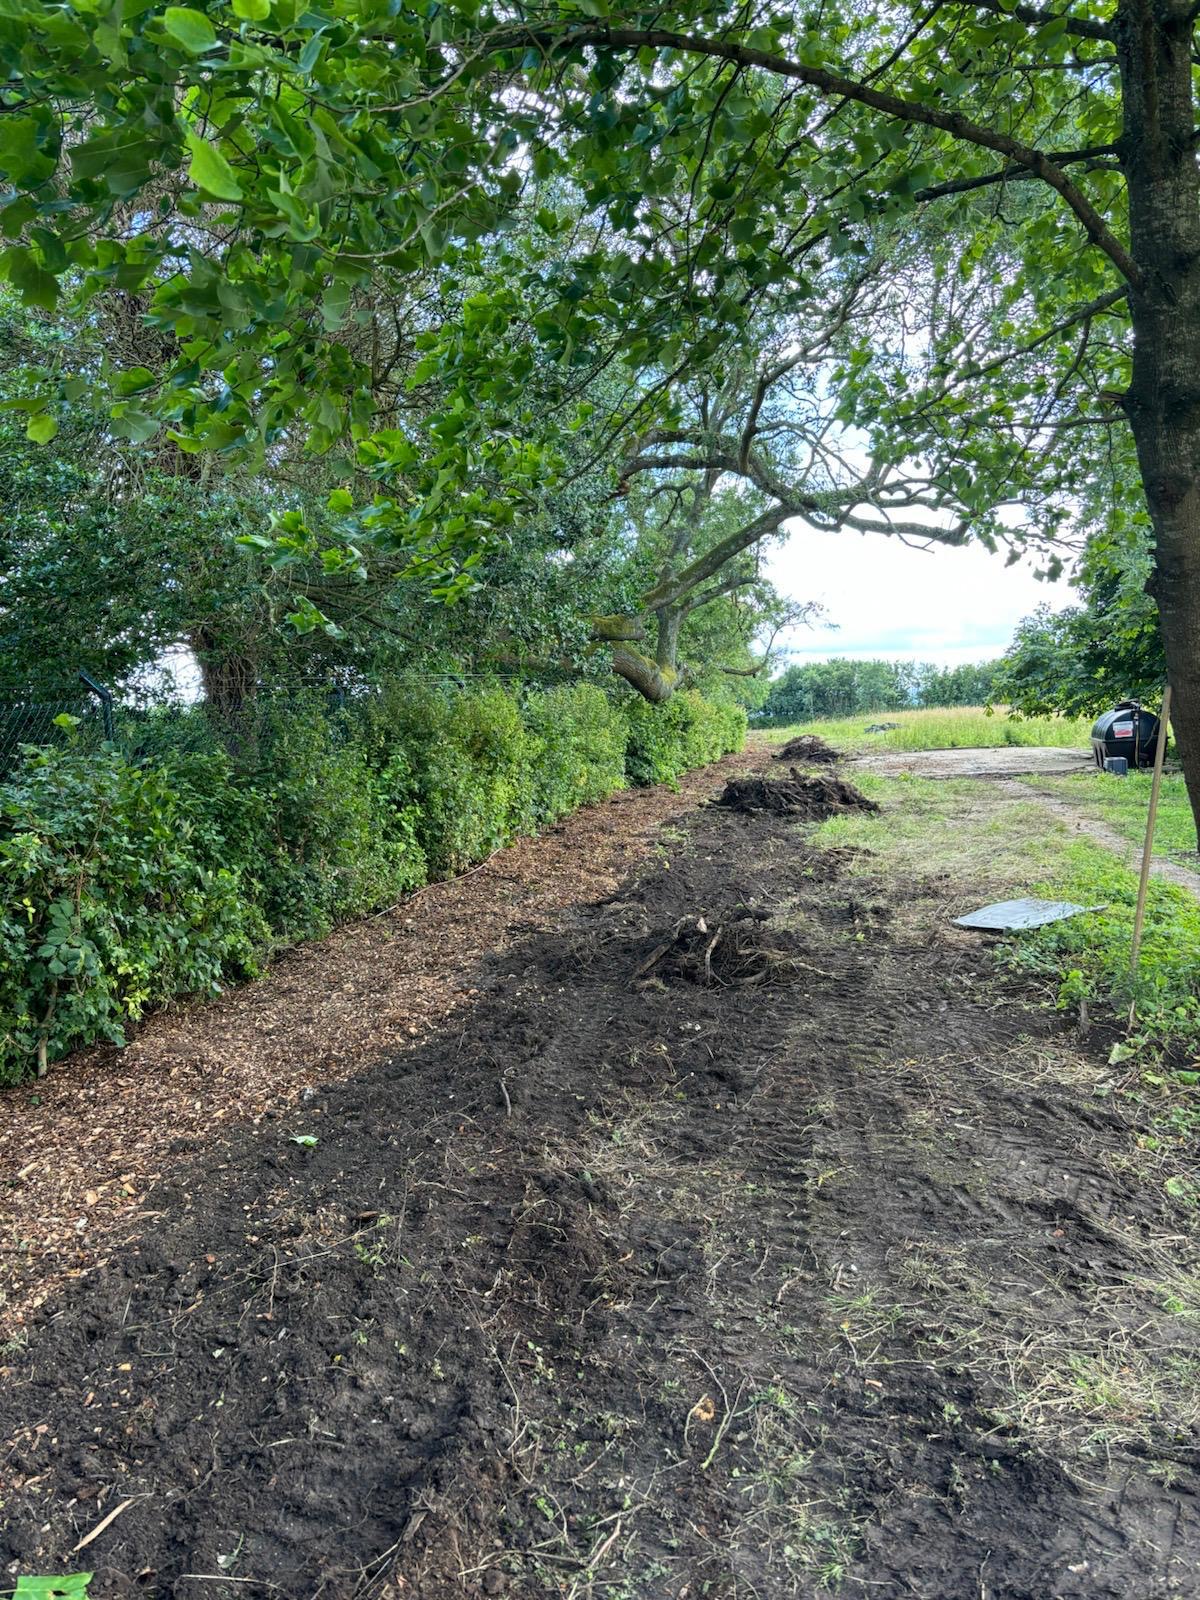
[774,733,840,763]
[715,767,880,819]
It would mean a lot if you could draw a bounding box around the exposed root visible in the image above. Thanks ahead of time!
[631,911,825,989]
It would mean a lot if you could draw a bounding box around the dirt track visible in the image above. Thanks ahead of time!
[3,761,1199,1599]
[852,745,1094,780]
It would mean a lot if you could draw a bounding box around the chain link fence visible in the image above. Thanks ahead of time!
[0,682,396,781]
[0,697,106,772]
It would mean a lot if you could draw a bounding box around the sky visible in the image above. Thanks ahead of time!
[764,519,1076,669]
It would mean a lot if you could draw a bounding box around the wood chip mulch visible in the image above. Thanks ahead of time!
[0,747,761,1335]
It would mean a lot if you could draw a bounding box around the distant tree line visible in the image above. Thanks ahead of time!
[760,658,999,724]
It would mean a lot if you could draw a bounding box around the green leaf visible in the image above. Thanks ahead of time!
[0,115,58,186]
[112,366,157,397]
[163,6,218,53]
[26,412,58,444]
[185,133,243,201]
[231,0,270,16]
[1,245,58,309]
[14,1577,94,1600]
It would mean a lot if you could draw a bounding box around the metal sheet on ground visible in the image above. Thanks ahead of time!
[954,897,1106,931]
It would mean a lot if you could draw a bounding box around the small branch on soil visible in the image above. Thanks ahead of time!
[703,927,723,984]
[73,1493,148,1551]
[631,916,691,979]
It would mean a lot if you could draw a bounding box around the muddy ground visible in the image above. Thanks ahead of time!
[3,771,1199,1599]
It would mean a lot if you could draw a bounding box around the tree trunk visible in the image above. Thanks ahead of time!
[190,627,258,718]
[592,606,692,702]
[1116,0,1200,834]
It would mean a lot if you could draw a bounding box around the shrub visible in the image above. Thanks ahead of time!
[0,744,260,1083]
[361,680,536,876]
[623,690,747,786]
[240,700,426,941]
[522,683,628,822]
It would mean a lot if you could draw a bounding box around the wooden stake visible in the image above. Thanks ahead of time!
[1130,684,1172,981]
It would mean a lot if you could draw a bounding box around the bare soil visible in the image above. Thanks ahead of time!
[0,749,758,1335]
[715,770,879,820]
[774,735,840,765]
[2,763,1199,1599]
[857,747,1094,780]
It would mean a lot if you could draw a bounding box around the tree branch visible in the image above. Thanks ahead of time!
[505,25,1139,284]
[916,144,1120,203]
[948,0,1113,42]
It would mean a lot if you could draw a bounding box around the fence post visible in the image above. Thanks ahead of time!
[78,670,115,742]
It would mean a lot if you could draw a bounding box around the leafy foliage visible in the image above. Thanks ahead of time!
[0,680,743,1082]
[761,659,999,724]
[994,525,1165,720]
[1003,844,1200,1063]
[14,1578,93,1600]
[521,684,629,824]
[0,742,261,1080]
[623,691,747,787]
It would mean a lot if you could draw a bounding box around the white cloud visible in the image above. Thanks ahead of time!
[765,520,1074,669]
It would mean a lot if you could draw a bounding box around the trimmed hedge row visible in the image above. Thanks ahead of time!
[0,682,745,1083]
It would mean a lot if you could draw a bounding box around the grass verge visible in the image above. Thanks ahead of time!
[1018,769,1198,864]
[761,705,1093,754]
[815,773,1200,1134]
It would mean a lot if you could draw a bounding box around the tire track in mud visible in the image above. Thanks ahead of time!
[2,794,1199,1600]
[738,920,1200,1599]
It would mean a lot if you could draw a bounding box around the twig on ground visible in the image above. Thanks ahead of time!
[73,1493,148,1551]
[703,927,723,985]
[370,848,503,919]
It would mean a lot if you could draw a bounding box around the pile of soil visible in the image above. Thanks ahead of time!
[774,733,840,764]
[715,767,880,819]
[632,909,811,989]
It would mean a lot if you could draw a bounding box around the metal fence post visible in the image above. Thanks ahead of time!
[78,670,115,742]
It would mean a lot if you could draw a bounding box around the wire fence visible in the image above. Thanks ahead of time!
[0,666,599,780]
[0,698,105,771]
[0,691,314,775]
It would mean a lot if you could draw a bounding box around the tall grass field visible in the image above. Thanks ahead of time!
[761,705,1093,753]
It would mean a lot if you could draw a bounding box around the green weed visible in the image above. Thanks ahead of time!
[13,1579,93,1599]
[765,705,1091,754]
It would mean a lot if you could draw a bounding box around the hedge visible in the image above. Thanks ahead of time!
[0,681,745,1083]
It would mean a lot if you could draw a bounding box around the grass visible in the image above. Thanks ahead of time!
[814,773,1200,1074]
[1002,842,1200,1066]
[761,705,1093,755]
[1018,769,1198,864]
[813,773,1074,902]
